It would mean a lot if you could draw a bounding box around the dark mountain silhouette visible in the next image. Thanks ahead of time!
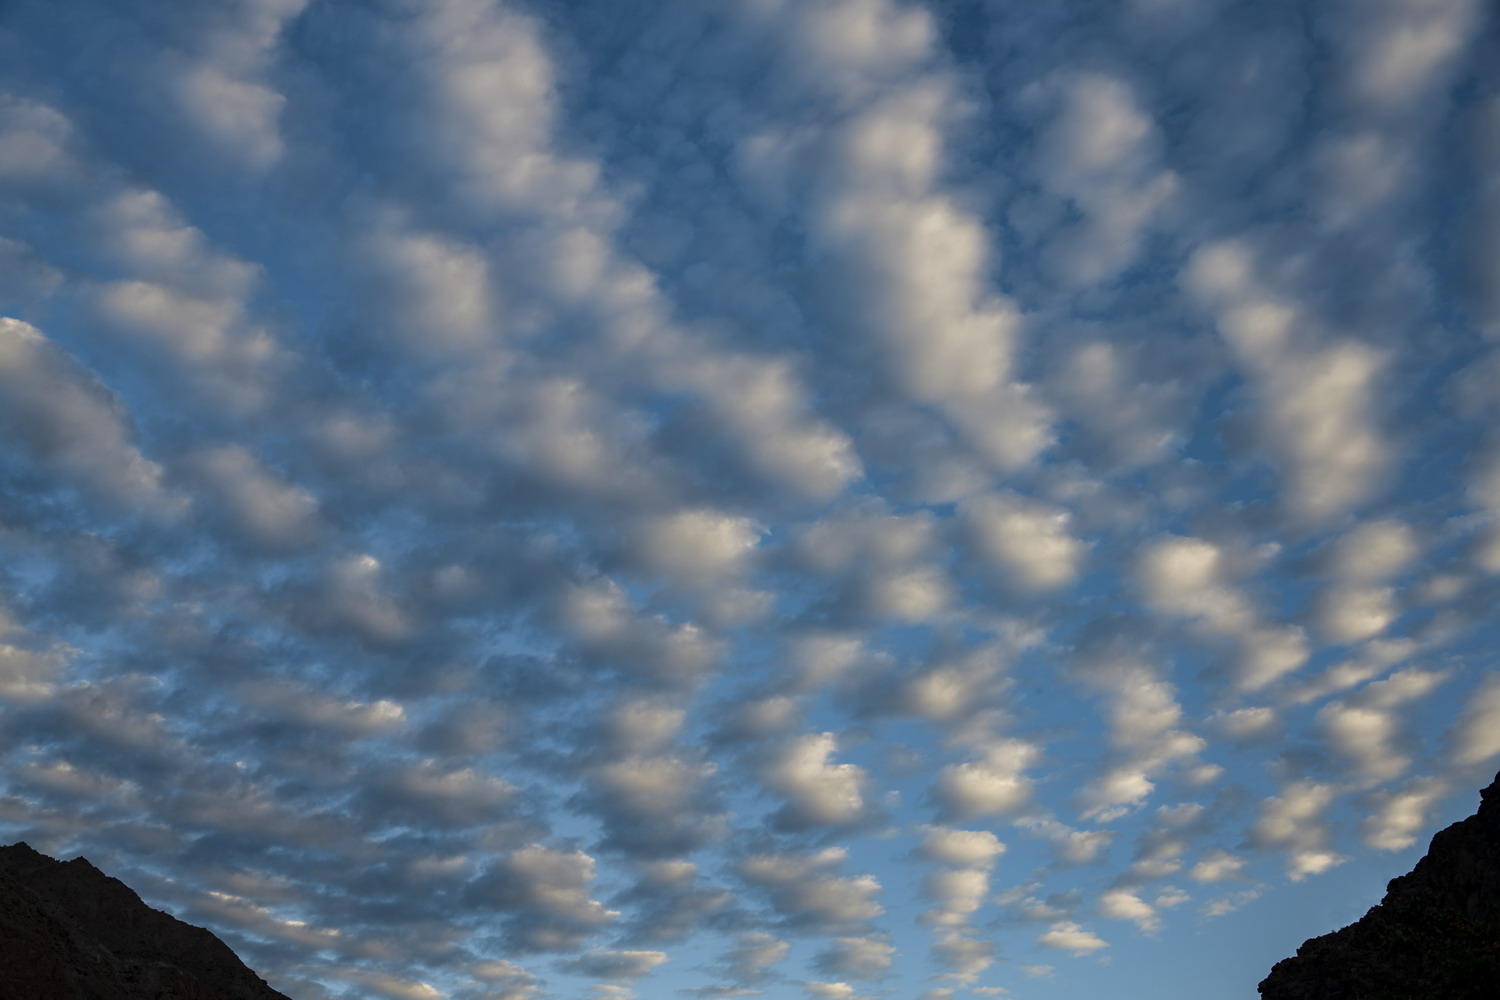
[1259,770,1500,999]
[0,841,291,1000]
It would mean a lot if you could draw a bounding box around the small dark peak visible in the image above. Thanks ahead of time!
[0,841,292,1000]
[1259,769,1500,1000]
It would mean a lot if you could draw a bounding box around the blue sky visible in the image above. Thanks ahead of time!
[1,1,1498,998]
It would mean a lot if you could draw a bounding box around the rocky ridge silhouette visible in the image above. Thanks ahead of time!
[1259,769,1500,999]
[0,841,291,1000]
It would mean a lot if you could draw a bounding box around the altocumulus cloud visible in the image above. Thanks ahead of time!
[0,0,1497,999]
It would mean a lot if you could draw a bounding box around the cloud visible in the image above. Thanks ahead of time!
[1362,776,1450,851]
[1251,781,1346,879]
[1183,241,1392,521]
[1188,850,1247,883]
[762,731,871,830]
[960,493,1086,591]
[1038,921,1109,955]
[466,845,617,953]
[815,935,894,980]
[188,444,322,551]
[1318,667,1448,784]
[918,826,1007,868]
[0,317,172,509]
[0,0,1493,995]
[1097,888,1159,933]
[718,930,790,985]
[739,848,883,930]
[1030,71,1178,286]
[934,739,1039,819]
[560,950,668,982]
[1449,673,1500,767]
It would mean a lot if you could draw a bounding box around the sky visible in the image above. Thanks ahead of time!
[0,0,1498,998]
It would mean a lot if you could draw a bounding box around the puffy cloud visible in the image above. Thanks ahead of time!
[561,950,669,982]
[1188,850,1247,883]
[469,960,539,1000]
[239,679,405,737]
[467,845,617,952]
[579,747,724,859]
[805,983,858,1000]
[815,935,894,980]
[740,0,1052,472]
[332,970,443,1000]
[1097,888,1159,933]
[1237,626,1312,692]
[739,848,883,930]
[1315,584,1398,644]
[0,317,171,509]
[1211,706,1278,742]
[1030,71,1178,286]
[1183,241,1391,521]
[1318,668,1448,784]
[1326,0,1481,114]
[556,580,722,686]
[719,931,790,985]
[189,444,322,550]
[918,826,1006,869]
[1038,921,1109,955]
[636,509,761,579]
[611,860,731,946]
[934,739,1039,819]
[1251,781,1346,879]
[1449,673,1500,767]
[1362,775,1450,851]
[762,732,870,830]
[0,610,71,703]
[1326,519,1419,582]
[1015,818,1113,868]
[1136,535,1253,634]
[1072,659,1207,819]
[0,0,1493,995]
[960,493,1085,591]
[364,760,514,830]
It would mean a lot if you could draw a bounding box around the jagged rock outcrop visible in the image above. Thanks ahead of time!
[0,842,291,1000]
[1259,770,1500,999]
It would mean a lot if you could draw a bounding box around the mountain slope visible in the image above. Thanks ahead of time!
[0,842,291,1000]
[1258,770,1500,999]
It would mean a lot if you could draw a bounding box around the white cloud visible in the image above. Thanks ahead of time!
[1032,72,1178,285]
[1318,668,1447,784]
[1251,781,1346,880]
[1038,921,1109,955]
[935,739,1038,818]
[563,950,669,982]
[1136,535,1252,634]
[961,493,1085,591]
[919,827,1006,869]
[721,931,790,984]
[1316,584,1398,644]
[1211,706,1277,741]
[1097,888,1159,933]
[805,983,858,1000]
[473,845,618,952]
[636,509,762,583]
[1450,673,1500,766]
[1188,850,1247,883]
[1183,241,1390,520]
[763,732,870,829]
[816,935,894,979]
[0,317,172,509]
[190,444,322,549]
[1327,519,1419,582]
[1363,776,1449,851]
[740,848,883,928]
